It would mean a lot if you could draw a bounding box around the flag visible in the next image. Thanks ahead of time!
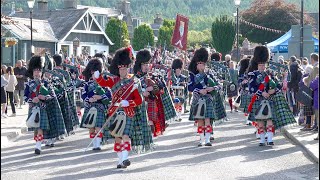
[171,14,189,50]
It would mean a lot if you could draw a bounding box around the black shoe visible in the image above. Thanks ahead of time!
[45,144,50,147]
[35,149,41,154]
[184,110,189,113]
[205,142,212,146]
[267,142,274,146]
[117,164,127,169]
[93,147,101,151]
[50,144,55,147]
[122,159,131,167]
[198,143,203,147]
[259,143,266,146]
[210,137,214,141]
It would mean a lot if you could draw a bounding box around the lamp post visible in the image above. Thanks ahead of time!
[27,0,35,57]
[234,0,241,62]
[300,0,304,60]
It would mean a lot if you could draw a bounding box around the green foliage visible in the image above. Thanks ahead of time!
[105,18,129,53]
[3,0,317,31]
[240,0,315,44]
[132,24,154,50]
[158,20,175,51]
[187,29,212,48]
[211,15,236,56]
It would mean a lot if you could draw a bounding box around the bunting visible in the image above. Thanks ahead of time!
[240,18,283,34]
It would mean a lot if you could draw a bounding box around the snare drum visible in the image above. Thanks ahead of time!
[172,86,184,98]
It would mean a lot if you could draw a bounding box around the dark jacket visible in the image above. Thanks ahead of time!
[13,66,27,90]
[287,63,302,92]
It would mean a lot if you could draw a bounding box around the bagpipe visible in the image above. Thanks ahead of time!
[86,81,110,105]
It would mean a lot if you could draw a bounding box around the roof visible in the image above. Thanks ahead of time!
[77,5,120,17]
[2,17,57,42]
[11,8,88,40]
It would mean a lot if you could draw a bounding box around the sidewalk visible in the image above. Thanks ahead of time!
[1,104,29,148]
[282,121,319,163]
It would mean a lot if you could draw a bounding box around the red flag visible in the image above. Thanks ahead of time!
[171,14,189,50]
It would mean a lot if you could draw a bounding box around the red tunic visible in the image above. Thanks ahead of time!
[96,75,142,117]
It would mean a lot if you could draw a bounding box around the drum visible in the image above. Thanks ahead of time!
[172,86,184,98]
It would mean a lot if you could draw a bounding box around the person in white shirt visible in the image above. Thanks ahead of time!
[4,66,18,117]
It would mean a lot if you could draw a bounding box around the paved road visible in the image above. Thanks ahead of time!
[1,112,319,180]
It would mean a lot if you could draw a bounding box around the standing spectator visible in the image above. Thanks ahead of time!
[14,60,27,109]
[310,76,319,140]
[4,66,17,117]
[287,56,302,116]
[1,70,8,118]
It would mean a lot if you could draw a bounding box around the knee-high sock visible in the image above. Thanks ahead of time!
[228,99,233,110]
[198,126,205,144]
[205,133,211,143]
[267,125,275,142]
[122,142,131,161]
[258,127,265,143]
[114,142,122,164]
[117,152,123,164]
[34,134,43,150]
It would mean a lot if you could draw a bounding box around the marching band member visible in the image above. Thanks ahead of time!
[171,58,188,121]
[24,56,54,154]
[247,46,295,146]
[188,48,218,147]
[238,57,251,120]
[94,48,153,168]
[80,58,112,151]
[134,49,166,136]
[53,54,79,133]
[69,66,85,120]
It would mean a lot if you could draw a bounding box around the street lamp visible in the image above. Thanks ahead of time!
[234,0,241,62]
[27,0,35,57]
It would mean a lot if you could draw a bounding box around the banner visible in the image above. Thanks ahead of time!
[171,14,189,50]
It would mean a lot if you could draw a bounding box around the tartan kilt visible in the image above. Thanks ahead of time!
[43,98,66,139]
[189,94,215,121]
[67,91,79,127]
[80,103,106,128]
[247,98,276,123]
[213,92,227,120]
[58,95,74,133]
[131,101,153,153]
[146,99,158,122]
[239,93,251,113]
[27,105,50,132]
[160,86,177,121]
[104,107,133,137]
[301,105,314,116]
[271,93,296,129]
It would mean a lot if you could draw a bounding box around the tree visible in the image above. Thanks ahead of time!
[132,24,154,50]
[240,0,314,44]
[158,19,175,51]
[211,15,235,56]
[187,29,212,48]
[105,18,129,53]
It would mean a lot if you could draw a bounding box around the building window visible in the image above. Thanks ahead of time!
[61,45,69,58]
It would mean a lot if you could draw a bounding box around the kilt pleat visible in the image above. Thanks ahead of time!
[43,97,66,139]
[239,93,251,113]
[272,93,296,129]
[213,92,227,120]
[67,91,79,127]
[58,95,74,133]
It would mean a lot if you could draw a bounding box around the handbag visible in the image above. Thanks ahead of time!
[26,106,41,128]
[296,84,313,107]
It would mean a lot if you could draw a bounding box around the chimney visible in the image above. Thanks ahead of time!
[121,1,130,15]
[64,0,77,9]
[38,0,48,12]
